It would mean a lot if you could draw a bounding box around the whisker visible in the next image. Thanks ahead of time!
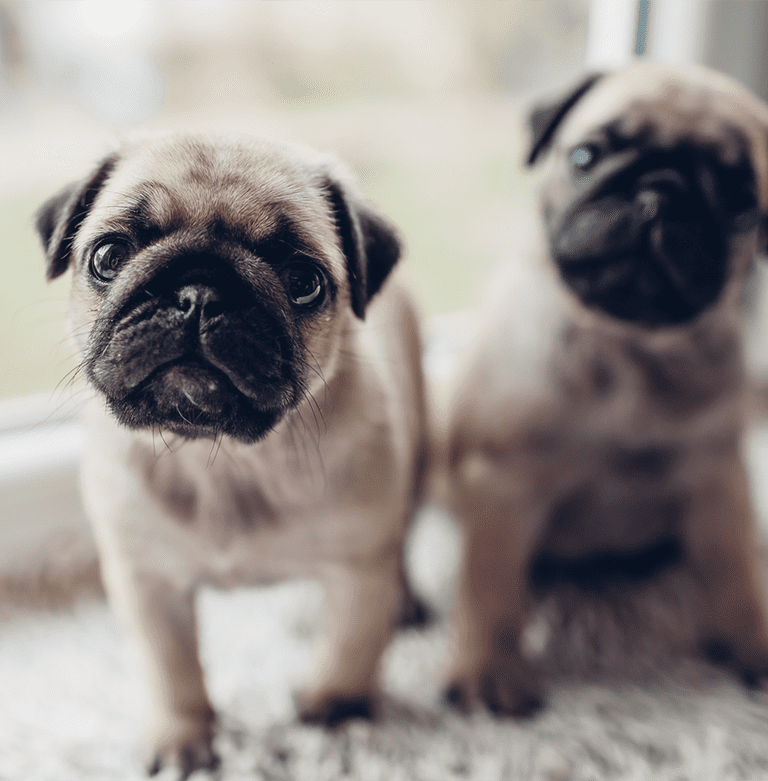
[291,400,326,485]
[305,388,327,437]
[53,363,84,396]
[157,429,173,453]
[207,431,224,468]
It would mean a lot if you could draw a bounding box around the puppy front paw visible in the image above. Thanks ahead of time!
[397,589,434,629]
[147,710,219,779]
[295,689,375,727]
[444,658,544,718]
[703,637,768,689]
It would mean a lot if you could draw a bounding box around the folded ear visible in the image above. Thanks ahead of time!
[526,73,605,166]
[322,171,402,319]
[36,154,118,281]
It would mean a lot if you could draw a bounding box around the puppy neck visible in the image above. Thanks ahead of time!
[554,287,746,428]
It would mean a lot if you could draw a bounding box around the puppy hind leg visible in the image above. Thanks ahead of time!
[296,554,401,726]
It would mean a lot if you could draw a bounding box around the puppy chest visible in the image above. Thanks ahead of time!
[539,444,684,559]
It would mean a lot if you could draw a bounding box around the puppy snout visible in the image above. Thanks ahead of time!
[633,169,688,222]
[636,168,688,193]
[634,190,661,222]
[175,284,225,322]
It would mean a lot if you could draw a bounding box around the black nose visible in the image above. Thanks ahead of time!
[636,168,688,193]
[175,285,225,321]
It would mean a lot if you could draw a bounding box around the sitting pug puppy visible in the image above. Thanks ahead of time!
[443,63,768,717]
[36,135,428,776]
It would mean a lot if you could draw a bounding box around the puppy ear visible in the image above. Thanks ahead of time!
[526,73,605,166]
[36,154,118,281]
[322,174,402,319]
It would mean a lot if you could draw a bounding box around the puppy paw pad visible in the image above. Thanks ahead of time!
[147,738,220,779]
[480,676,544,719]
[398,594,434,629]
[742,669,762,689]
[495,692,544,719]
[443,682,472,713]
[297,694,374,727]
[703,638,734,665]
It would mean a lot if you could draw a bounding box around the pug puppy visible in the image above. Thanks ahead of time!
[442,63,768,717]
[36,134,428,776]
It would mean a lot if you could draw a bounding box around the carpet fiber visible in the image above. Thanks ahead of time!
[4,496,768,781]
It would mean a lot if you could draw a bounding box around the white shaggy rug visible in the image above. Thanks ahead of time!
[7,299,768,781]
[5,491,768,781]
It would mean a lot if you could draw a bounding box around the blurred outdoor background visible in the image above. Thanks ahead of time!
[1,0,590,398]
[4,0,768,399]
[8,6,768,776]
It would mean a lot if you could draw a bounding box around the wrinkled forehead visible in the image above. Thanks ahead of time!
[554,63,768,208]
[77,136,336,256]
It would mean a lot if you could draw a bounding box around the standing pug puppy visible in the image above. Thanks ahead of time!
[36,135,428,776]
[443,63,768,717]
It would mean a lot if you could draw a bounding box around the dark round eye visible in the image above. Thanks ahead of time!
[570,144,599,172]
[90,241,130,282]
[285,262,324,307]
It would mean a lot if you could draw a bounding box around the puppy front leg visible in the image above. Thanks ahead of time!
[102,561,217,777]
[445,453,546,717]
[296,554,401,726]
[682,449,768,686]
[396,554,432,628]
